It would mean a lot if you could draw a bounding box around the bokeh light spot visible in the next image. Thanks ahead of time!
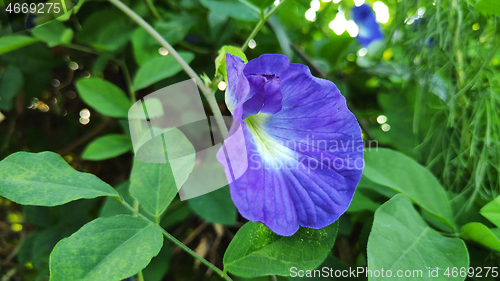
[248,39,257,49]
[305,8,316,21]
[218,81,227,91]
[373,1,390,23]
[377,115,388,124]
[159,47,169,56]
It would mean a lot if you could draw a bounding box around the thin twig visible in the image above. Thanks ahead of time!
[205,224,225,277]
[137,270,145,281]
[115,197,233,281]
[0,114,17,154]
[119,60,136,102]
[5,231,25,262]
[65,43,98,54]
[142,0,162,21]
[108,0,228,138]
[241,0,289,52]
[56,120,110,155]
[291,43,326,78]
[173,221,209,255]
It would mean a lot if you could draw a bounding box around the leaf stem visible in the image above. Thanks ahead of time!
[131,197,145,280]
[133,199,140,215]
[160,227,234,280]
[137,270,145,281]
[115,197,233,281]
[142,0,163,21]
[241,0,288,52]
[108,0,228,138]
[64,43,97,54]
[119,60,136,103]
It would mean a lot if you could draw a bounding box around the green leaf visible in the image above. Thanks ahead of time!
[363,148,455,230]
[129,161,176,217]
[91,53,113,77]
[357,175,397,198]
[368,195,469,281]
[480,195,500,228]
[27,0,73,23]
[131,28,160,66]
[76,10,134,51]
[200,0,260,21]
[461,222,500,252]
[130,128,196,218]
[32,225,67,269]
[0,151,118,206]
[128,97,164,119]
[370,90,418,157]
[246,0,274,10]
[187,186,236,225]
[23,200,96,228]
[82,134,132,161]
[477,0,500,17]
[215,46,248,82]
[143,243,172,281]
[99,182,134,218]
[18,231,37,265]
[160,201,192,229]
[18,225,67,270]
[223,221,339,278]
[207,12,235,46]
[0,35,38,56]
[31,20,73,47]
[156,16,198,45]
[449,190,487,228]
[49,215,163,281]
[132,51,195,90]
[75,78,132,118]
[286,254,360,281]
[99,182,157,223]
[346,191,381,213]
[491,228,500,239]
[0,64,23,111]
[131,15,196,66]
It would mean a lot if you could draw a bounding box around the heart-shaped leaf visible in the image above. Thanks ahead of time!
[363,148,455,230]
[82,134,132,161]
[223,221,338,278]
[0,35,38,56]
[132,52,194,90]
[49,215,163,281]
[461,222,500,252]
[368,194,469,281]
[130,128,195,218]
[0,152,118,206]
[187,186,236,225]
[75,78,132,118]
[480,195,500,228]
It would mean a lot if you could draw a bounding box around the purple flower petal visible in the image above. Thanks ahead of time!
[352,4,383,47]
[243,74,282,118]
[218,54,364,236]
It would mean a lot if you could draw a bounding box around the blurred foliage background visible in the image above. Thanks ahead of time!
[0,0,499,280]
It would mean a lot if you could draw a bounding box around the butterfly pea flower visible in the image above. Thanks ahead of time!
[351,4,383,47]
[217,54,364,236]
